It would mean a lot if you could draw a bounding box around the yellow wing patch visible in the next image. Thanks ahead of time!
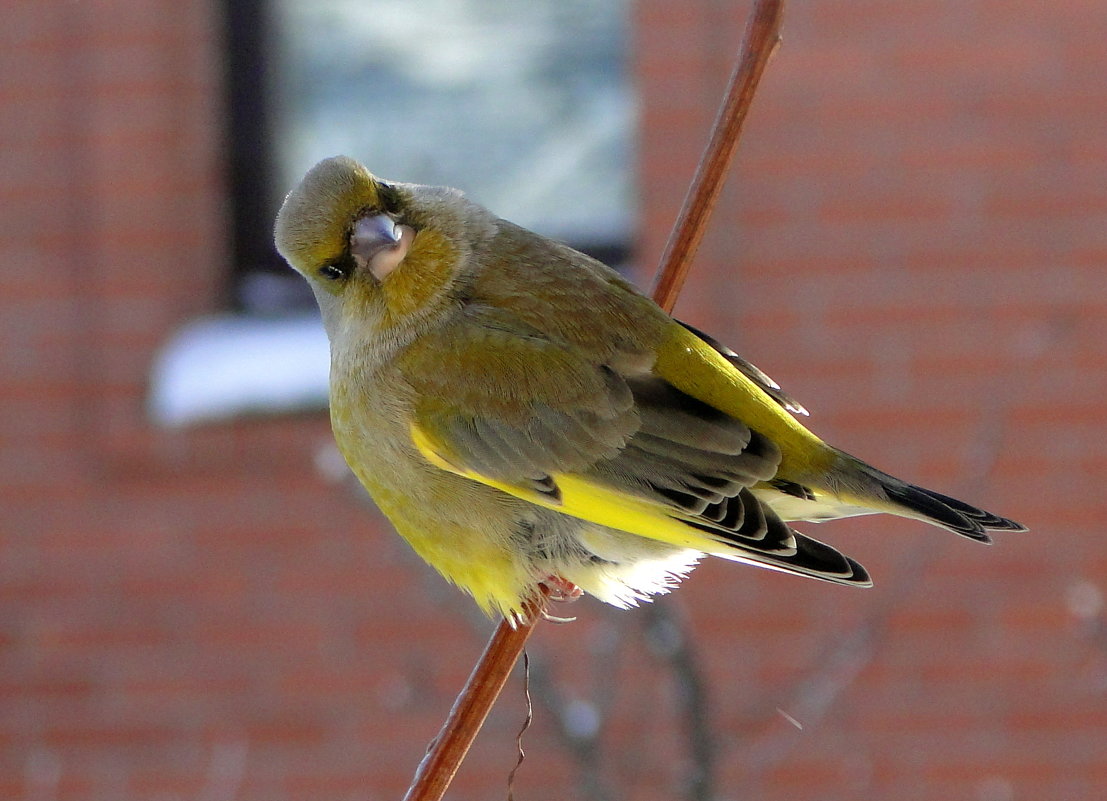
[410,421,785,557]
[653,324,836,480]
[409,422,558,507]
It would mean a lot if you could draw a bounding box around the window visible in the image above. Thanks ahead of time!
[229,0,636,313]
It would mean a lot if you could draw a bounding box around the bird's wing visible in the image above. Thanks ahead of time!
[399,310,870,586]
[675,320,809,416]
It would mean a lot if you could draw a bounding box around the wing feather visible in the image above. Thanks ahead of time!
[676,320,809,416]
[401,307,869,586]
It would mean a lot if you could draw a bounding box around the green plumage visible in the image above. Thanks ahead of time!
[275,156,1027,620]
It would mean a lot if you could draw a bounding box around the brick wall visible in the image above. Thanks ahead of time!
[2,1,1105,799]
[636,1,1107,798]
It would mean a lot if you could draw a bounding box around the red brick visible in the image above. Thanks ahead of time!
[42,723,177,749]
[1,0,1104,799]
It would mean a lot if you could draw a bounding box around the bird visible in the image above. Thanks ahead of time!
[274,155,1026,622]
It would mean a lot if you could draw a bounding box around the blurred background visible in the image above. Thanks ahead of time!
[3,1,1106,799]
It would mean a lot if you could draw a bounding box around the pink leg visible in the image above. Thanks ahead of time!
[538,575,583,602]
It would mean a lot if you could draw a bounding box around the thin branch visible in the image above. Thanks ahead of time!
[401,3,786,799]
[651,0,784,313]
[645,2,783,795]
[525,625,625,801]
[641,603,717,801]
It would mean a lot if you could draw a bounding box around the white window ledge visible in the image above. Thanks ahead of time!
[148,313,330,427]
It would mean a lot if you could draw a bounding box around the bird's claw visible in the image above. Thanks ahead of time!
[538,575,583,603]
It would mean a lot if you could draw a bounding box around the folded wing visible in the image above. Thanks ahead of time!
[401,309,871,586]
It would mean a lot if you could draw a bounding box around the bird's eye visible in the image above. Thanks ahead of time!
[377,183,402,215]
[318,263,347,281]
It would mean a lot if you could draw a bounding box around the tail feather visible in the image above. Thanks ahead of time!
[847,458,1028,542]
[824,449,1028,542]
[882,483,995,543]
[920,488,1028,533]
[713,526,873,587]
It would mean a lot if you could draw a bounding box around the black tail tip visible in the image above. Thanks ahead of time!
[886,484,1027,542]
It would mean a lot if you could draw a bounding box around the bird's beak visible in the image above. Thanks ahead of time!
[351,213,412,280]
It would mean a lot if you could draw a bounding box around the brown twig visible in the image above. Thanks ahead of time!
[401,3,785,799]
[641,603,717,801]
[651,0,784,314]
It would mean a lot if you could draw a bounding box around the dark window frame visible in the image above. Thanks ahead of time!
[223,0,315,311]
[221,0,632,315]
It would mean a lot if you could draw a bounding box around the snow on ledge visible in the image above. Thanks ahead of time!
[148,313,331,427]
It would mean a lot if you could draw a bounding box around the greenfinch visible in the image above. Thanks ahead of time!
[275,156,1026,621]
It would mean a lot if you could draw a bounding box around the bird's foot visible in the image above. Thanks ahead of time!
[539,575,583,602]
[532,576,582,623]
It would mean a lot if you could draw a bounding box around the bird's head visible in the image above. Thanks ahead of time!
[275,156,492,346]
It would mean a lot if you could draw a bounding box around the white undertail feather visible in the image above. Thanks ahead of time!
[562,525,702,608]
[755,487,877,525]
